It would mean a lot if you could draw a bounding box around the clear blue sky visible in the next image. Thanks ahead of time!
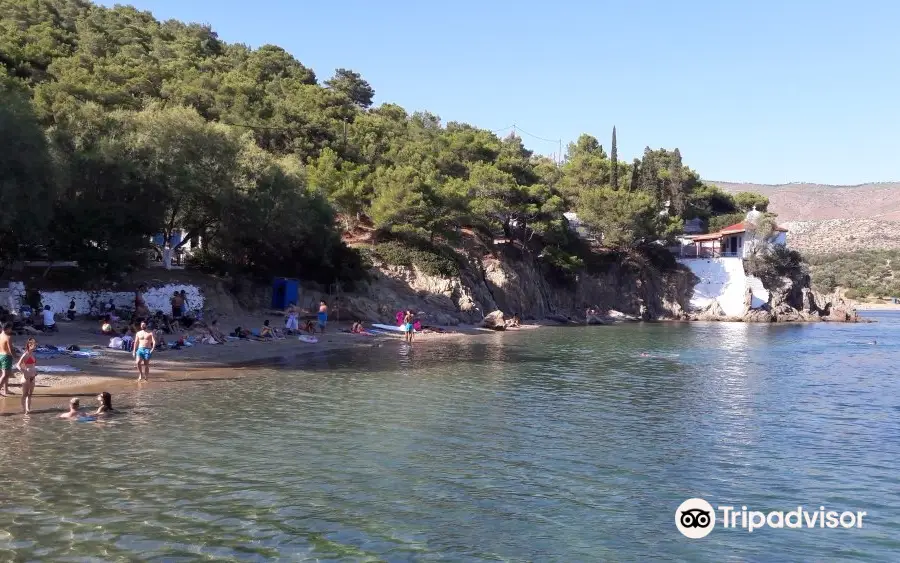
[99,0,900,185]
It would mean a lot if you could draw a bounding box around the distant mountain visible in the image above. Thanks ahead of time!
[709,181,900,222]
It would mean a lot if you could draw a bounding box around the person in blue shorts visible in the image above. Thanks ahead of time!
[132,321,156,381]
[403,310,415,344]
[317,300,328,333]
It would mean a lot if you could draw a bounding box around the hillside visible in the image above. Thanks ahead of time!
[711,181,900,221]
[781,219,900,254]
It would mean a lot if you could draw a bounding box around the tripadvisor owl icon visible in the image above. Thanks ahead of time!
[676,498,716,539]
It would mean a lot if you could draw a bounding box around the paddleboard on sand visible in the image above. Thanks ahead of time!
[299,335,318,343]
[372,323,406,333]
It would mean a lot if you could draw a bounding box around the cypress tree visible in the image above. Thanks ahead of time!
[610,126,618,189]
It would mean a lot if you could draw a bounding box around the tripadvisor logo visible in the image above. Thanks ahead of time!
[675,498,867,538]
[676,498,715,539]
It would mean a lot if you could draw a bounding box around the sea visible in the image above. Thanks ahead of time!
[0,313,898,562]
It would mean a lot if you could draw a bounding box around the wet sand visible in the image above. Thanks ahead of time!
[0,315,502,416]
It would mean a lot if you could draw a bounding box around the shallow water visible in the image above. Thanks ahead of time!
[1,314,899,561]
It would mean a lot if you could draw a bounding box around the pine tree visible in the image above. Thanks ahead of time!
[610,126,618,189]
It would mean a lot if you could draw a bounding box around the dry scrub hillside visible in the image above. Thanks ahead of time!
[782,219,900,254]
[711,181,900,221]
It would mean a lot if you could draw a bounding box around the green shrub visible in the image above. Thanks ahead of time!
[539,246,584,284]
[372,239,460,277]
[745,245,807,290]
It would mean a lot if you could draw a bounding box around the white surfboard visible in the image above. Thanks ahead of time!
[371,323,406,333]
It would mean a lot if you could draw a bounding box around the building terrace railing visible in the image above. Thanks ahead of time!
[667,246,743,259]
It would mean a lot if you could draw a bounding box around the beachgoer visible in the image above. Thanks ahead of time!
[40,305,57,332]
[59,397,80,419]
[207,320,226,344]
[318,300,328,333]
[0,322,14,396]
[170,291,183,319]
[16,337,37,414]
[67,300,76,321]
[133,321,156,381]
[179,290,189,317]
[403,310,414,344]
[93,391,114,415]
[261,320,274,339]
[284,303,299,334]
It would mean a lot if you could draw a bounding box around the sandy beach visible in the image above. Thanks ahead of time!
[0,313,506,416]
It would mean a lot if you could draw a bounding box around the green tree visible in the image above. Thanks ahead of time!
[0,86,55,271]
[578,187,679,248]
[325,68,375,108]
[610,126,618,189]
[732,191,769,212]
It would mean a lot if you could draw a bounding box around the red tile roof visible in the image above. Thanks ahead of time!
[687,220,787,241]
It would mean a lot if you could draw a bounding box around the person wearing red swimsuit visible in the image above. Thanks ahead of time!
[16,337,38,414]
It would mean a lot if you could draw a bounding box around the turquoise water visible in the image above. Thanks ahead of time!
[1,314,899,561]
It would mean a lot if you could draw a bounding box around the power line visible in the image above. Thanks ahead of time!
[511,123,560,145]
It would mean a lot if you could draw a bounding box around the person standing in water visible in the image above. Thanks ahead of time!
[317,300,328,333]
[403,310,414,344]
[16,337,38,414]
[0,322,14,397]
[132,321,156,381]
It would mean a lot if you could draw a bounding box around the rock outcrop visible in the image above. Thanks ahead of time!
[480,310,506,330]
[690,271,861,323]
[338,246,695,326]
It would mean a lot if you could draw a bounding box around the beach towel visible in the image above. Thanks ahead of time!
[68,350,101,358]
[37,365,80,373]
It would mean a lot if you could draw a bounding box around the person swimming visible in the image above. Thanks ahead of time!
[93,391,115,416]
[59,397,81,419]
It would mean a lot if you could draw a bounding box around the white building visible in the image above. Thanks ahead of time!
[677,208,787,259]
[674,208,787,316]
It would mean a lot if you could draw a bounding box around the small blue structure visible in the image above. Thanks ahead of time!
[272,278,299,310]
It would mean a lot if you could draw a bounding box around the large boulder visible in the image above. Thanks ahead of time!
[480,310,506,330]
[744,309,774,323]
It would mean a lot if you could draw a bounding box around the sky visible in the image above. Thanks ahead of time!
[98,0,900,185]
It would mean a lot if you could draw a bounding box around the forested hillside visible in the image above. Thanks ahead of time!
[1,0,765,287]
[807,250,900,299]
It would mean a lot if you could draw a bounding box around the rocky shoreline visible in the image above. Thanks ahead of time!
[688,277,862,323]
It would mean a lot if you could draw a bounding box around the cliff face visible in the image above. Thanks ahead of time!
[341,248,695,326]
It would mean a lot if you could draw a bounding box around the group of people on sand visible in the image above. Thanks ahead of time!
[0,322,119,415]
[284,300,329,335]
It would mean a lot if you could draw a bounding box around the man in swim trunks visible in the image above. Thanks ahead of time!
[0,322,14,396]
[317,300,328,333]
[132,321,156,381]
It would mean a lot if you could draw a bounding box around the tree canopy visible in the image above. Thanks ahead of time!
[0,0,767,285]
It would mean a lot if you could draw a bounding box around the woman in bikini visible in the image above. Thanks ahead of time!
[16,337,37,414]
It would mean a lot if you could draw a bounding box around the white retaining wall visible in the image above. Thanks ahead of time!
[1,282,204,315]
[678,257,769,317]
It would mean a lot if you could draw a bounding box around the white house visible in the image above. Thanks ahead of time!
[678,208,787,259]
